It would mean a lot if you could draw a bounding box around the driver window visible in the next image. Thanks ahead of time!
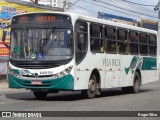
[75,20,88,64]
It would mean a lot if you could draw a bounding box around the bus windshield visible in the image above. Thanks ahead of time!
[10,27,73,61]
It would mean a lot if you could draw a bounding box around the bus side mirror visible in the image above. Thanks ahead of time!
[2,31,7,42]
[2,25,10,49]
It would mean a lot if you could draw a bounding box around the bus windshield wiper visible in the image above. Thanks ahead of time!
[42,27,56,45]
[40,27,56,51]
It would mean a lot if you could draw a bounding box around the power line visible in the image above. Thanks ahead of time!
[92,0,157,18]
[69,0,157,21]
[108,0,157,14]
[121,0,155,6]
[73,4,97,15]
[69,0,81,8]
[80,0,141,18]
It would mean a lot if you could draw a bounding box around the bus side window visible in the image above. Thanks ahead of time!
[90,24,103,53]
[149,34,157,56]
[129,31,139,54]
[77,33,87,51]
[105,26,117,53]
[75,21,88,64]
[139,33,148,55]
[117,29,128,54]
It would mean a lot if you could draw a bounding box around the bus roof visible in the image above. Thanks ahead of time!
[69,13,157,34]
[12,12,157,34]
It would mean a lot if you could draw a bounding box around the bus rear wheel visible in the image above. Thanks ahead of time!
[33,91,48,99]
[81,74,97,99]
[132,72,141,93]
[121,72,141,93]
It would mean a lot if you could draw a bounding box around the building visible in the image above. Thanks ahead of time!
[139,19,158,31]
[21,0,67,8]
[98,12,137,26]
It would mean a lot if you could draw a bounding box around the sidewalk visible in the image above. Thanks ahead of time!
[0,79,8,89]
[0,75,9,90]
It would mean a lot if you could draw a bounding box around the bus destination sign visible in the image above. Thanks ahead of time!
[12,13,71,25]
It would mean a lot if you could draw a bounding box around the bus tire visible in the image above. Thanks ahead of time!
[121,72,140,93]
[33,91,48,99]
[131,72,141,93]
[81,74,97,99]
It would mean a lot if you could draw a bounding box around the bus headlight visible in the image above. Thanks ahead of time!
[65,66,73,73]
[53,65,73,78]
[8,67,21,78]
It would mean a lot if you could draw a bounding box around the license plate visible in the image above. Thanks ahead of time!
[31,81,42,85]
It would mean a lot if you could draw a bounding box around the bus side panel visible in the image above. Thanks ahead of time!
[74,52,90,90]
[88,52,106,88]
[141,70,157,85]
[120,55,135,87]
[74,52,106,90]
[74,71,92,90]
[141,57,157,84]
[120,55,157,86]
[104,54,120,88]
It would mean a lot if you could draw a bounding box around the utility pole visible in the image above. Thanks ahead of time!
[155,1,160,50]
[30,0,38,4]
[155,0,160,78]
[63,0,70,12]
[63,0,80,12]
[35,0,38,4]
[63,0,67,12]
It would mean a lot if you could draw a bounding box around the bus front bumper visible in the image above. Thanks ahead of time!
[8,74,74,90]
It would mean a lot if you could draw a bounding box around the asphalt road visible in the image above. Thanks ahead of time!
[0,80,160,120]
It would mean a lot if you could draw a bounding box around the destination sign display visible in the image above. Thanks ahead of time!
[11,13,71,25]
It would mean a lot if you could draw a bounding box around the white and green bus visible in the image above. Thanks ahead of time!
[2,12,158,99]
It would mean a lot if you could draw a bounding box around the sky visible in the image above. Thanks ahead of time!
[68,0,158,21]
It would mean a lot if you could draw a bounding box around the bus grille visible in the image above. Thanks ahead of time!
[10,61,60,69]
[10,59,72,69]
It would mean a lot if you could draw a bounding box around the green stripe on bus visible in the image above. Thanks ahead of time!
[8,74,74,90]
[141,57,157,70]
[125,56,157,75]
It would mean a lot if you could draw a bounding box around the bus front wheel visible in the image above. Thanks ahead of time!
[33,91,48,99]
[81,74,97,99]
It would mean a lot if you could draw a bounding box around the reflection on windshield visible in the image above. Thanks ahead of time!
[10,28,73,61]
